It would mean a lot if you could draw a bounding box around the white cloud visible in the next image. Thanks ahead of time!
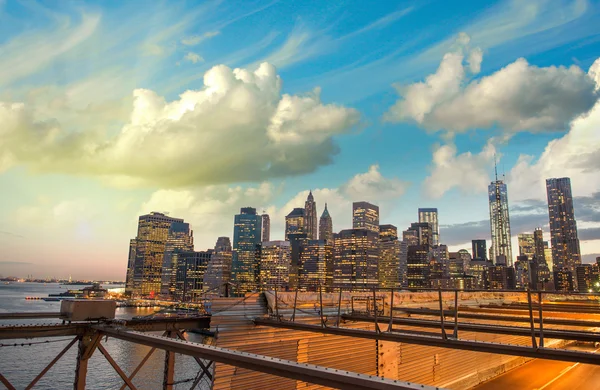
[423,140,497,199]
[385,34,598,133]
[139,165,409,248]
[183,52,204,64]
[508,58,600,202]
[181,31,220,46]
[0,62,359,187]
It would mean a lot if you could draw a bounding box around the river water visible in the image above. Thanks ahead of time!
[0,282,212,389]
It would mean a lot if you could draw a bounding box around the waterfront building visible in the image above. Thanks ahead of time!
[547,178,581,274]
[298,240,334,291]
[489,175,513,266]
[261,213,270,242]
[418,208,439,246]
[379,225,400,288]
[285,208,305,240]
[318,204,333,243]
[231,207,262,295]
[203,237,233,295]
[258,241,291,290]
[161,221,194,296]
[333,229,380,290]
[472,239,487,261]
[305,191,318,240]
[126,212,190,297]
[175,250,212,302]
[352,201,380,233]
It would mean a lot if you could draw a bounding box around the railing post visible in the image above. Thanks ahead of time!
[291,288,298,322]
[453,289,459,338]
[526,289,538,349]
[538,291,544,347]
[74,337,90,390]
[274,288,280,321]
[372,288,380,333]
[438,288,447,339]
[336,288,342,327]
[387,288,394,332]
[163,331,175,390]
[319,285,325,327]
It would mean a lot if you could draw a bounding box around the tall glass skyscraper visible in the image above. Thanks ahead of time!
[304,191,318,240]
[231,207,262,294]
[352,201,379,233]
[126,212,189,297]
[418,208,439,246]
[333,228,380,289]
[488,179,513,266]
[546,178,581,272]
[203,237,233,295]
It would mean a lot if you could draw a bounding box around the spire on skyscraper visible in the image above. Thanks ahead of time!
[305,190,318,240]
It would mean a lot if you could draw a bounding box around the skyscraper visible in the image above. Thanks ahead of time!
[518,233,535,260]
[304,191,318,240]
[126,212,189,297]
[258,241,291,290]
[489,173,513,266]
[203,237,233,295]
[472,239,487,261]
[319,203,333,243]
[418,208,439,246]
[352,201,379,233]
[161,221,194,296]
[547,178,581,273]
[298,239,334,292]
[379,225,400,288]
[333,229,380,290]
[231,207,262,294]
[261,213,270,242]
[534,228,545,260]
[285,208,305,240]
[175,250,212,302]
[407,222,433,247]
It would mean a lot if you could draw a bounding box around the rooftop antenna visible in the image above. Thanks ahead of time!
[494,153,498,182]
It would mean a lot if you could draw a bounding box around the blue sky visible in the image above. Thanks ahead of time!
[1,0,600,279]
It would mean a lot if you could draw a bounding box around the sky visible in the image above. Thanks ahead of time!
[1,0,600,280]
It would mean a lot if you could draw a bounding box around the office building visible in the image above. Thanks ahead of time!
[298,240,334,291]
[231,207,262,294]
[203,237,233,295]
[518,233,535,260]
[544,242,553,271]
[319,204,333,243]
[487,265,515,290]
[285,208,305,240]
[547,178,581,272]
[379,225,400,288]
[418,208,439,246]
[333,229,380,289]
[406,245,431,288]
[126,212,189,297]
[352,202,380,233]
[469,259,492,289]
[554,269,574,291]
[261,213,270,242]
[534,228,545,260]
[305,191,318,240]
[175,250,212,302]
[161,221,194,296]
[489,176,513,266]
[258,241,291,290]
[472,239,487,261]
[576,264,600,293]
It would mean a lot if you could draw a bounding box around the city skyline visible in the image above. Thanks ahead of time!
[2,1,600,280]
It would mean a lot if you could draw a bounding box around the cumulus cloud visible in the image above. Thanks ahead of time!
[0,62,360,187]
[384,34,598,133]
[181,31,220,46]
[423,140,496,198]
[508,58,600,202]
[139,164,408,248]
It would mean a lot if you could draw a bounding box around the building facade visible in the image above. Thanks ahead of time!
[333,229,380,290]
[231,207,262,295]
[298,240,334,291]
[261,214,270,242]
[418,208,439,246]
[352,201,380,233]
[203,237,233,295]
[517,233,535,261]
[318,204,333,243]
[175,251,212,302]
[161,221,194,296]
[547,178,581,274]
[304,191,318,240]
[258,241,292,290]
[379,225,400,288]
[472,239,487,261]
[126,212,189,297]
[285,208,305,241]
[489,179,513,266]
